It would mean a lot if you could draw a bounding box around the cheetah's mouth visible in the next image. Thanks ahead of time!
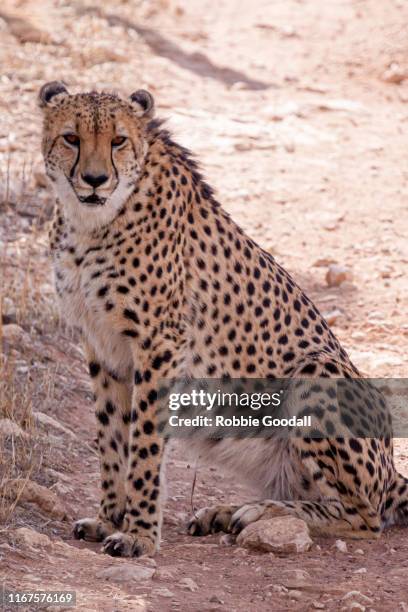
[79,194,107,207]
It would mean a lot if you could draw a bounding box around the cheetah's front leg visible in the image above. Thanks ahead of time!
[101,347,176,557]
[73,345,132,543]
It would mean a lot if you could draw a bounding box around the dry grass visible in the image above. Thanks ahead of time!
[0,357,43,525]
[0,163,58,526]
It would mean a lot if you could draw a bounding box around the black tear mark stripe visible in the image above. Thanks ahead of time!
[70,143,80,179]
[111,148,119,181]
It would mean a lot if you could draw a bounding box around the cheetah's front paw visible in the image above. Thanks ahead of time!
[73,517,115,542]
[102,532,157,557]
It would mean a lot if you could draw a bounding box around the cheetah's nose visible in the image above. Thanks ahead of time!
[81,173,109,188]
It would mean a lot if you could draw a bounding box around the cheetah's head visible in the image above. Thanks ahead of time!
[39,82,154,232]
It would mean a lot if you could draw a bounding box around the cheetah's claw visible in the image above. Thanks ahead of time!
[102,532,157,558]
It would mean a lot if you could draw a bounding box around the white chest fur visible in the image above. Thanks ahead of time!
[52,238,133,378]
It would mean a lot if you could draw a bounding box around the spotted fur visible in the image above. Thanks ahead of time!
[39,82,408,557]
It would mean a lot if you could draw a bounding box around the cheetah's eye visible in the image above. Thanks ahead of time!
[63,133,80,146]
[112,136,127,147]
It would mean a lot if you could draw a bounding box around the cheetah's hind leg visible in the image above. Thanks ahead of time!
[188,505,239,536]
[189,497,381,540]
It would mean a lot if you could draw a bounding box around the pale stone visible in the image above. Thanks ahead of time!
[335,539,348,553]
[281,569,312,589]
[342,592,373,604]
[179,577,199,592]
[2,297,16,318]
[96,565,155,582]
[323,309,343,326]
[153,587,174,598]
[2,324,30,345]
[236,517,312,554]
[346,603,365,612]
[288,590,303,600]
[3,479,67,520]
[154,567,175,580]
[34,412,78,440]
[326,265,353,287]
[219,534,235,546]
[382,64,407,84]
[209,594,224,604]
[13,527,51,548]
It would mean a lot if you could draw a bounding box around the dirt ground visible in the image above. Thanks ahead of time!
[1,0,408,610]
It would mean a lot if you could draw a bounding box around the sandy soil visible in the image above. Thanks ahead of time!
[1,0,408,610]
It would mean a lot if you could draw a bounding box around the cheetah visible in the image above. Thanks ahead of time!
[39,81,408,558]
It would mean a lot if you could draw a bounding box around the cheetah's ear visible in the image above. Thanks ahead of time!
[38,81,69,108]
[129,89,155,118]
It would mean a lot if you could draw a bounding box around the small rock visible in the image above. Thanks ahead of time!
[80,47,127,67]
[345,603,365,612]
[34,412,78,440]
[284,142,296,153]
[179,577,199,592]
[380,268,392,279]
[382,63,407,84]
[96,565,155,582]
[313,257,337,267]
[323,309,342,326]
[335,539,348,553]
[1,13,53,44]
[353,568,367,574]
[1,296,16,319]
[288,590,303,600]
[52,540,98,558]
[45,468,71,483]
[219,534,235,546]
[281,568,312,589]
[312,603,326,610]
[271,585,288,594]
[3,479,68,520]
[342,592,373,604]
[236,517,313,554]
[234,142,253,152]
[13,527,51,549]
[152,587,174,598]
[154,567,175,580]
[326,265,353,287]
[2,324,31,345]
[354,549,364,555]
[0,418,27,438]
[209,595,224,604]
